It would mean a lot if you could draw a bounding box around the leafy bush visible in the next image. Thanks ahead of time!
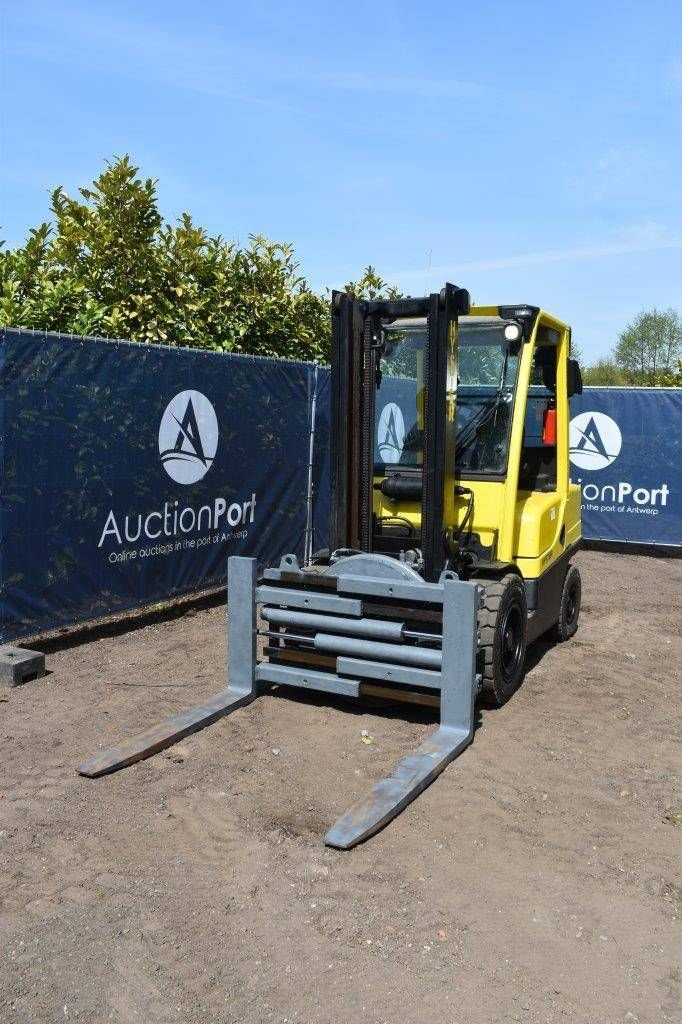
[0,156,330,361]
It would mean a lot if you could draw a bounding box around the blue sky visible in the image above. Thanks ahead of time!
[1,0,681,360]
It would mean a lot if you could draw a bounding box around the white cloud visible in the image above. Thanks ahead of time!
[392,235,682,280]
[287,70,483,99]
[568,146,663,202]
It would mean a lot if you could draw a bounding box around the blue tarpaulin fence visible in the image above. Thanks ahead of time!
[0,327,679,643]
[569,388,681,546]
[0,328,328,642]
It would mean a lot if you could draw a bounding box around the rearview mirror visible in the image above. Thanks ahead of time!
[568,358,583,397]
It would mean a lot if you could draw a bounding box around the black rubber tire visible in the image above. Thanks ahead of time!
[478,573,528,707]
[552,564,581,641]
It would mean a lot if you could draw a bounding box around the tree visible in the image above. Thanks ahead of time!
[581,359,628,386]
[614,308,682,386]
[0,156,330,361]
[578,309,682,387]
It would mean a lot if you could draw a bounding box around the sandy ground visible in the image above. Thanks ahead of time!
[0,549,680,1024]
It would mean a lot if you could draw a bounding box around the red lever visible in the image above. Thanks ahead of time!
[542,406,557,445]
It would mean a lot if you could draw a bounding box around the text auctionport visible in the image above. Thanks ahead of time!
[98,495,257,549]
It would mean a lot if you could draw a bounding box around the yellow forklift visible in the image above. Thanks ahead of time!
[79,284,583,849]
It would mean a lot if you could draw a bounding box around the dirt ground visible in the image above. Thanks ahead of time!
[0,550,680,1024]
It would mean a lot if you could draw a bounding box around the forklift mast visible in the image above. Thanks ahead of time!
[330,284,471,582]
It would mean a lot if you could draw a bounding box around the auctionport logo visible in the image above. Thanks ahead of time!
[158,390,218,484]
[378,402,406,462]
[569,409,669,513]
[569,411,622,471]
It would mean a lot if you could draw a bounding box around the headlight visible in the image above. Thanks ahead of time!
[503,322,522,342]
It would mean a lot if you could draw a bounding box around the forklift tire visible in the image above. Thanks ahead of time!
[552,564,581,642]
[478,574,528,707]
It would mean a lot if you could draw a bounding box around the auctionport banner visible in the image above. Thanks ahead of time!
[569,388,681,546]
[0,328,322,642]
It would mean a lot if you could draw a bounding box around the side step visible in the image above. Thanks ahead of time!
[78,555,481,849]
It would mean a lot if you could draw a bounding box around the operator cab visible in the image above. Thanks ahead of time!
[331,287,582,590]
[370,308,580,575]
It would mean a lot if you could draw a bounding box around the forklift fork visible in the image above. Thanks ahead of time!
[78,555,480,849]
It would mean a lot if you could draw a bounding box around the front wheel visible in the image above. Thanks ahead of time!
[478,574,528,707]
[553,564,581,641]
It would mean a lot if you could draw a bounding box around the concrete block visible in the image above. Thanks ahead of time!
[0,646,45,687]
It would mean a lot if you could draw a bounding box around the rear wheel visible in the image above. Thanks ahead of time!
[553,564,581,641]
[478,574,528,706]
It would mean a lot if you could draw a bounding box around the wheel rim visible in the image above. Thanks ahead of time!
[500,603,524,684]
